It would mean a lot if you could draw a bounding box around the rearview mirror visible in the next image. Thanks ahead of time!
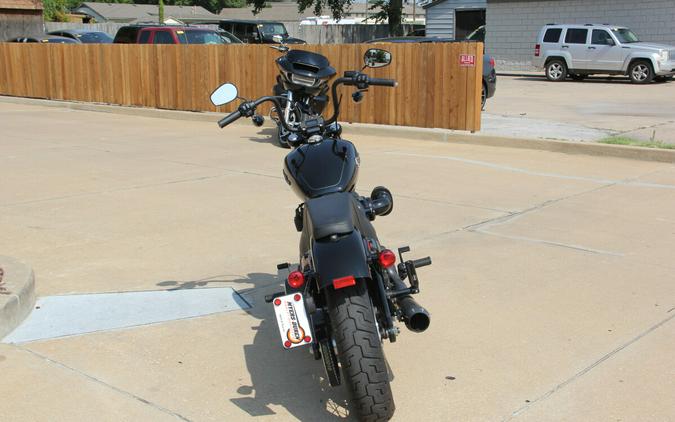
[607,38,615,46]
[364,48,392,68]
[272,34,284,43]
[210,83,238,106]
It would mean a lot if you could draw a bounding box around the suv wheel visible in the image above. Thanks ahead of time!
[629,60,654,84]
[546,59,567,82]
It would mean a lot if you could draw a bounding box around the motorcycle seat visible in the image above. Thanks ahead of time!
[304,192,356,240]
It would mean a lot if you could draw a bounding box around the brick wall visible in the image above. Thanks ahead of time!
[486,0,675,71]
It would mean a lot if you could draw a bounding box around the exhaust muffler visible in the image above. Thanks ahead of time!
[397,295,430,333]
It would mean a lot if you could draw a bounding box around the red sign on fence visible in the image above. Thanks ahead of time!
[460,54,475,67]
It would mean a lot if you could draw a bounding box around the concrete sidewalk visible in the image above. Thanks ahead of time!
[1,102,674,421]
[486,75,675,143]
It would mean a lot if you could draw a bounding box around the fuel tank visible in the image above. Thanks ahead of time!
[283,138,359,200]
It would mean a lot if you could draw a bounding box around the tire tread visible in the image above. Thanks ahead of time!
[327,282,395,422]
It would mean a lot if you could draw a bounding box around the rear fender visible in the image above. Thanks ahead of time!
[311,230,370,290]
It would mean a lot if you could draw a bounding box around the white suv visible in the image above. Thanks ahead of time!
[533,24,675,83]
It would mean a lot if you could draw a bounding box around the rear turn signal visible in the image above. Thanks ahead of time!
[333,275,356,290]
[535,44,541,57]
[288,271,305,289]
[378,249,396,268]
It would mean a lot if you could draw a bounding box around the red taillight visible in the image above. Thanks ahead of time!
[378,249,396,268]
[535,44,541,57]
[490,56,495,67]
[333,275,356,289]
[287,271,305,289]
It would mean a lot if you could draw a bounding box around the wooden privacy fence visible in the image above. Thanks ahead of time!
[0,43,483,131]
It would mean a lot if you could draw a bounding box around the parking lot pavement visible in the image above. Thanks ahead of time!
[1,102,674,421]
[486,75,675,143]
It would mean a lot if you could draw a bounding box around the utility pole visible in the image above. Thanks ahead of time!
[413,0,416,25]
[159,0,165,24]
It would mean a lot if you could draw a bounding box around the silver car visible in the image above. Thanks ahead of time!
[533,24,675,83]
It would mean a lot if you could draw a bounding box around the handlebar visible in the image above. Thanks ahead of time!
[368,78,398,87]
[217,72,398,131]
[217,95,289,130]
[218,110,242,128]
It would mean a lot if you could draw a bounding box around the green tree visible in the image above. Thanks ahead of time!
[245,0,404,36]
[43,0,69,22]
[221,0,245,8]
[367,0,403,36]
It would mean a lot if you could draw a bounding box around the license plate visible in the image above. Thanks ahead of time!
[272,293,313,349]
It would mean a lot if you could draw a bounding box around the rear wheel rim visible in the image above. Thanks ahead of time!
[632,64,650,81]
[548,63,564,80]
[481,85,487,108]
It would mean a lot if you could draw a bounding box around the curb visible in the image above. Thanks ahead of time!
[0,256,36,340]
[496,71,544,78]
[2,95,674,164]
[339,123,675,164]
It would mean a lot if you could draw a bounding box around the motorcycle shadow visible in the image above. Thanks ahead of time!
[248,127,277,144]
[246,127,288,148]
[158,272,355,420]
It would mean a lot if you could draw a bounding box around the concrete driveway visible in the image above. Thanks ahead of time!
[1,102,674,422]
[485,75,675,143]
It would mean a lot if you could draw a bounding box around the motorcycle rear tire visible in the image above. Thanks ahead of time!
[325,281,395,421]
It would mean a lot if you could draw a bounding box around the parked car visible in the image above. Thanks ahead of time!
[534,23,675,83]
[47,29,113,44]
[218,20,305,45]
[367,36,496,109]
[7,35,79,44]
[113,25,241,44]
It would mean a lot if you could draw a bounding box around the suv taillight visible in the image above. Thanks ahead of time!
[535,44,541,57]
[490,56,495,68]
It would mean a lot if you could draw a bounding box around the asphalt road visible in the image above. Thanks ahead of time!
[486,75,675,143]
[1,102,675,422]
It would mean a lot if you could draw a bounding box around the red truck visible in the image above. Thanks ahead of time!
[113,25,241,45]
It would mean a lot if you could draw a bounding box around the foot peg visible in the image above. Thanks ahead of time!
[396,246,431,294]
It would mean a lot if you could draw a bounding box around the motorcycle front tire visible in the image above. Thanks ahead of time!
[325,281,395,421]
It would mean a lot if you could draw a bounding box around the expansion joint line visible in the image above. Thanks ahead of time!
[13,345,194,422]
[503,311,675,421]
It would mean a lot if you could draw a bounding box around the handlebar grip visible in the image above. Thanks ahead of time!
[412,257,432,268]
[218,110,242,128]
[368,78,398,87]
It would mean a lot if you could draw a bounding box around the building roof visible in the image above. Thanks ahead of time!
[0,0,42,10]
[73,2,220,23]
[219,2,419,23]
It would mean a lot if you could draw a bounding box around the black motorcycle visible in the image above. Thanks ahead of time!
[269,42,337,148]
[210,48,432,422]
